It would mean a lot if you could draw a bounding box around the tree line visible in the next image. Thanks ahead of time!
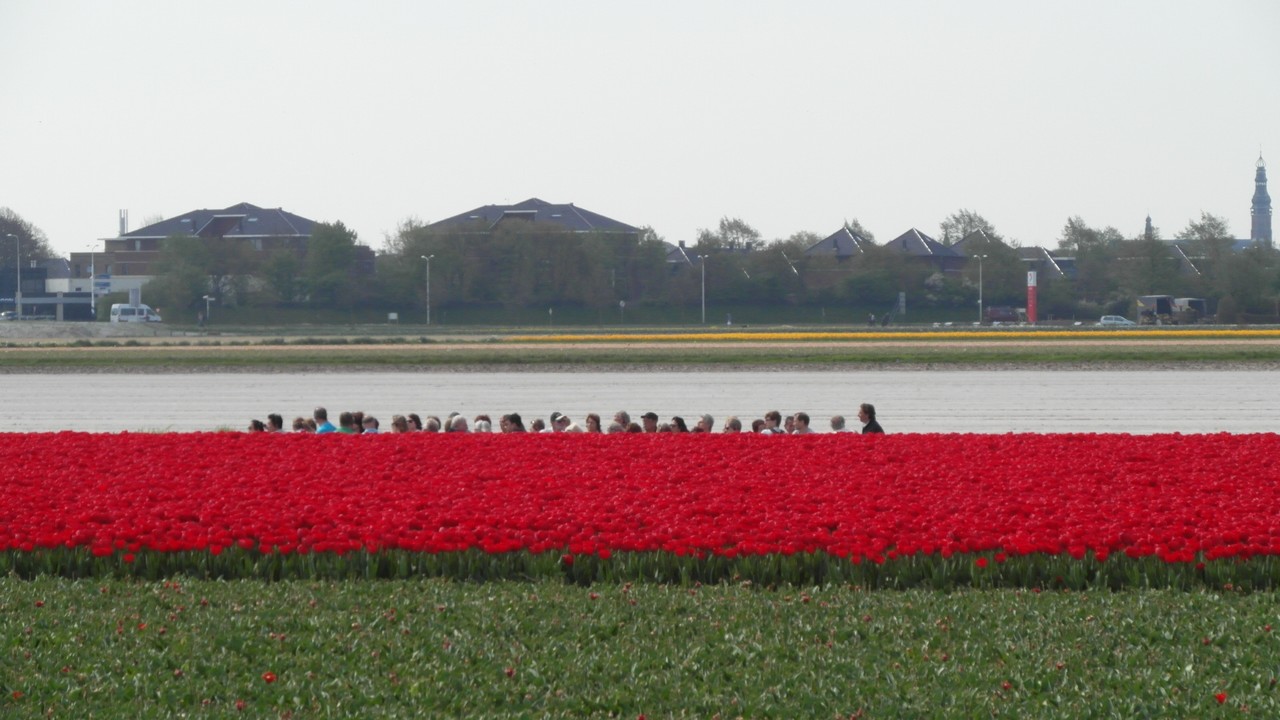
[4,206,1278,323]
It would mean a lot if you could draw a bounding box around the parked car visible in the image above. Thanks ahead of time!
[0,311,15,321]
[1097,315,1136,327]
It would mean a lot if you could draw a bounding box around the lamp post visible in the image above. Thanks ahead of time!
[5,233,19,319]
[698,254,706,325]
[85,245,97,317]
[420,255,434,325]
[202,295,213,325]
[976,254,988,324]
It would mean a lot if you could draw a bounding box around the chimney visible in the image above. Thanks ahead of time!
[118,210,129,236]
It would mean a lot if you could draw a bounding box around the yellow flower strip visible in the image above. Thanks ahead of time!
[506,329,1280,343]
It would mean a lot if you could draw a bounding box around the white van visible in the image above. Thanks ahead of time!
[109,303,162,323]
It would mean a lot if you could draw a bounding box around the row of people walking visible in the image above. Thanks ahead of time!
[250,405,884,435]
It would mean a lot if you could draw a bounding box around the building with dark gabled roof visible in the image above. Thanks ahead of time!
[121,202,316,244]
[882,228,967,273]
[803,227,875,261]
[949,229,1001,256]
[427,198,640,235]
[69,202,327,295]
[1018,246,1070,280]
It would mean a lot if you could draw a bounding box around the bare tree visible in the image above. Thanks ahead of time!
[0,208,57,263]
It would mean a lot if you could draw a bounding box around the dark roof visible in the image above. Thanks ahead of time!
[950,229,1001,255]
[38,258,71,279]
[1017,246,1068,279]
[804,227,875,258]
[664,241,697,264]
[121,202,316,239]
[427,198,639,234]
[882,228,963,258]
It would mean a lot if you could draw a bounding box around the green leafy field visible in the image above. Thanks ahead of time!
[3,578,1276,718]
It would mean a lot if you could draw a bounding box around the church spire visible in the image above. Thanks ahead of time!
[1253,153,1272,248]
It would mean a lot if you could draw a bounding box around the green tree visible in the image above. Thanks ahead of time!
[940,209,1001,245]
[146,235,213,319]
[956,232,1024,308]
[1114,226,1184,297]
[696,217,761,252]
[202,239,256,305]
[1217,245,1277,313]
[843,218,876,243]
[1057,216,1124,305]
[261,250,304,303]
[840,245,926,309]
[304,222,359,307]
[1177,213,1237,300]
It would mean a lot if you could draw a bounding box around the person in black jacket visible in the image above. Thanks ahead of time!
[858,403,884,434]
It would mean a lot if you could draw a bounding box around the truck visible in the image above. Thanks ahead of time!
[1136,295,1177,325]
[983,306,1023,324]
[1173,297,1209,324]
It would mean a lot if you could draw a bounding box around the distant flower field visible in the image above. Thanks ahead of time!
[506,329,1280,342]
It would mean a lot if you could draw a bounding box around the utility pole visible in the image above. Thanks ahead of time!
[5,233,20,318]
[420,255,434,325]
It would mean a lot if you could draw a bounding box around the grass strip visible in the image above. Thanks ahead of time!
[1,578,1275,717]
[3,548,1277,591]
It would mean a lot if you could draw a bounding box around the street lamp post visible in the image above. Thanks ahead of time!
[420,255,434,325]
[5,233,19,319]
[698,254,706,325]
[86,245,96,317]
[976,254,988,324]
[202,295,213,325]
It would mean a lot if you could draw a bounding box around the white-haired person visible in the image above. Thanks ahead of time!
[829,415,853,433]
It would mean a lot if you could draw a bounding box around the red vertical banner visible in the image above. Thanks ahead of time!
[1026,271,1038,324]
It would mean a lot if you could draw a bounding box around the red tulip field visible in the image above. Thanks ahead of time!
[5,430,1280,716]
[3,431,1278,588]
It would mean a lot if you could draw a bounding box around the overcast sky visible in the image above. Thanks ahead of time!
[2,1,1277,258]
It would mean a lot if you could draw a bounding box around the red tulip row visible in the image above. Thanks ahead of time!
[2,431,1276,573]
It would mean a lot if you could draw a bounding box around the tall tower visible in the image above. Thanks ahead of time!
[1252,154,1272,248]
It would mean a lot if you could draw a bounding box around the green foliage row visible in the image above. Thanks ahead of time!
[5,549,1280,592]
[3,577,1277,717]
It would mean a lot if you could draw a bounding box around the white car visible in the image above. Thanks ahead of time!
[0,311,15,321]
[1097,315,1136,327]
